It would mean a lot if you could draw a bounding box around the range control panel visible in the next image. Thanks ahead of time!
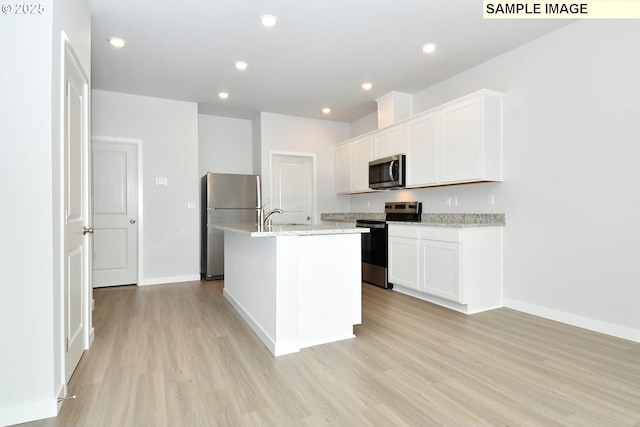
[384,201,422,215]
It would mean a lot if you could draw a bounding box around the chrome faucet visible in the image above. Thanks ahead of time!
[263,208,284,228]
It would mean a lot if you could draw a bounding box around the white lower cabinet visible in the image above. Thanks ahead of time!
[388,236,419,290]
[388,224,503,314]
[420,238,461,303]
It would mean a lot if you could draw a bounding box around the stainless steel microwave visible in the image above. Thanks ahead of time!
[369,154,406,190]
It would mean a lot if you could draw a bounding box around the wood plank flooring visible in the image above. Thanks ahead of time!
[19,280,640,427]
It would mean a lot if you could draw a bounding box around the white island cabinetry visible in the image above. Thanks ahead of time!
[215,223,367,356]
[388,223,503,314]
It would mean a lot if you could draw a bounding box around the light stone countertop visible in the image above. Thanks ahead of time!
[210,223,369,238]
[321,213,505,227]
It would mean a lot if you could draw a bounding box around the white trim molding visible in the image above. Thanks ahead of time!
[504,298,640,344]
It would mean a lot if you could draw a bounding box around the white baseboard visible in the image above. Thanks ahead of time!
[138,274,200,286]
[223,288,290,356]
[504,298,640,344]
[56,383,66,412]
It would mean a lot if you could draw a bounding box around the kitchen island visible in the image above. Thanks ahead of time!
[212,223,369,356]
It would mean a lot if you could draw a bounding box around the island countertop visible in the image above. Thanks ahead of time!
[210,222,369,237]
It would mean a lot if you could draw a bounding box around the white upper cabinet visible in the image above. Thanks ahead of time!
[373,123,405,160]
[336,136,373,194]
[336,89,504,194]
[352,135,373,193]
[440,97,483,183]
[336,141,353,194]
[406,90,504,187]
[405,111,439,186]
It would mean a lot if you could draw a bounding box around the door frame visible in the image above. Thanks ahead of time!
[269,151,317,224]
[91,136,144,286]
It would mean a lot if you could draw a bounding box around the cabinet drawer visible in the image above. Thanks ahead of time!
[388,224,419,238]
[418,227,461,242]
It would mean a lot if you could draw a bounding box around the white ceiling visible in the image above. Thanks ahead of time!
[88,0,572,122]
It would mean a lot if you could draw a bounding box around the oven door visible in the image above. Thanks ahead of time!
[356,220,390,288]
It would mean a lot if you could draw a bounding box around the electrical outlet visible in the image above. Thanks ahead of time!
[488,194,495,206]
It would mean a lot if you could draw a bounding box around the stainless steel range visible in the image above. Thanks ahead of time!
[356,201,422,289]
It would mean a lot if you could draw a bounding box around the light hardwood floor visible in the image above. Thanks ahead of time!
[20,280,640,427]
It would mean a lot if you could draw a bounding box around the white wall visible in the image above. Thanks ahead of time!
[258,113,351,220]
[0,0,91,425]
[350,111,377,137]
[349,21,640,342]
[198,114,253,176]
[92,90,200,285]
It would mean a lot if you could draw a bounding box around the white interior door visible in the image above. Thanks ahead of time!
[63,41,90,383]
[271,154,313,225]
[92,140,138,287]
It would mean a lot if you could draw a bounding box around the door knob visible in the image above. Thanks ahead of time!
[130,219,136,224]
[83,226,94,235]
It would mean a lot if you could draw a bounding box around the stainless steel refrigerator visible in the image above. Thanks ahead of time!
[200,172,262,280]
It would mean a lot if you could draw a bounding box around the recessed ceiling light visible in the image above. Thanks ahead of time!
[422,43,437,54]
[260,14,278,27]
[108,37,126,48]
[235,61,248,71]
[361,82,373,91]
[322,107,331,114]
[218,92,229,100]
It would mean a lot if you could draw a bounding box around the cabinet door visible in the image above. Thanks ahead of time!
[388,124,405,155]
[336,142,353,194]
[440,97,482,183]
[406,112,439,186]
[374,123,405,159]
[352,136,373,192]
[388,236,418,290]
[419,239,462,303]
